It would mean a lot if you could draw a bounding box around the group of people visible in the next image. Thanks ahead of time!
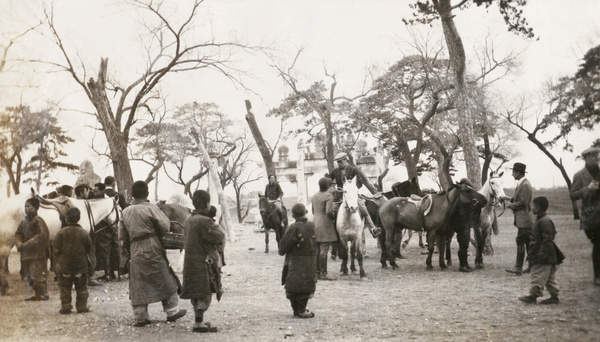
[12,145,600,329]
[15,177,226,332]
[501,146,600,304]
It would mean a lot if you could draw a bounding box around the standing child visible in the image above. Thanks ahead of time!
[54,208,93,314]
[278,203,318,318]
[519,197,566,304]
[15,198,50,301]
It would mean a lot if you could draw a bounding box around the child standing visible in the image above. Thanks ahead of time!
[54,208,93,314]
[15,198,50,301]
[519,196,565,304]
[278,203,318,318]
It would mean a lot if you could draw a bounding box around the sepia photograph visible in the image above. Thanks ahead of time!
[0,0,599,341]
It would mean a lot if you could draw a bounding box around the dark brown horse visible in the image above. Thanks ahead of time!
[258,194,288,253]
[366,177,423,268]
[378,182,487,270]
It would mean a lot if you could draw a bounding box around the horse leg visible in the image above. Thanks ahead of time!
[395,231,406,259]
[357,241,367,279]
[426,232,435,270]
[384,228,398,270]
[445,233,453,266]
[0,252,9,295]
[402,230,411,249]
[350,244,357,273]
[473,224,484,269]
[264,228,269,254]
[339,241,349,276]
[378,232,388,269]
[418,231,426,249]
[438,234,447,270]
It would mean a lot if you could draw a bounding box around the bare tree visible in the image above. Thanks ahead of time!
[39,0,255,193]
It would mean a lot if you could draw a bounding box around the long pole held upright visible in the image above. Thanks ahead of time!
[196,134,237,242]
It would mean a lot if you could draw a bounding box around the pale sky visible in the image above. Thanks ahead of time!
[1,0,599,199]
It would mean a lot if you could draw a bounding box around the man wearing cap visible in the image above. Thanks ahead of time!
[326,152,380,238]
[570,146,600,285]
[505,162,535,276]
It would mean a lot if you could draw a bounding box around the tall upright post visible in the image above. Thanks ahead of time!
[297,140,307,205]
[208,151,222,223]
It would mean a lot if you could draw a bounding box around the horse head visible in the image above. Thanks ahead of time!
[454,180,488,209]
[485,171,507,204]
[342,177,360,213]
[391,177,424,197]
[258,194,269,216]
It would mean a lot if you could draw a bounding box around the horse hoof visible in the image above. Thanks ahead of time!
[446,260,452,266]
[397,255,407,260]
[381,264,388,269]
[476,264,484,269]
[459,266,473,273]
[360,276,368,281]
[426,265,433,271]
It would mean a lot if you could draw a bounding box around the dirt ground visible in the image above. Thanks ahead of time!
[1,215,600,342]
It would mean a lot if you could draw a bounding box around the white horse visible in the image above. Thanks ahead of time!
[0,193,121,294]
[336,177,367,279]
[473,171,506,268]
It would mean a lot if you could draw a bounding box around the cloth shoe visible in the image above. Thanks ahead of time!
[25,295,49,301]
[518,295,536,304]
[297,310,315,318]
[166,309,187,322]
[133,320,151,327]
[87,279,103,287]
[319,273,336,281]
[505,268,522,276]
[192,322,218,333]
[59,308,71,314]
[540,296,559,305]
[77,307,90,313]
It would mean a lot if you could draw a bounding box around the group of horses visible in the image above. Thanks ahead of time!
[0,172,507,294]
[258,172,507,280]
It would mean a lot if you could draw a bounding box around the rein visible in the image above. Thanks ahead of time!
[485,176,506,217]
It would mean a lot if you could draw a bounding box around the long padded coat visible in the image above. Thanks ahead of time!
[278,218,317,294]
[180,210,225,299]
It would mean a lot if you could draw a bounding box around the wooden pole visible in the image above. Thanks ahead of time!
[196,135,237,242]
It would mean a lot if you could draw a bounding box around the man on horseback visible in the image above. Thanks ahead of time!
[265,174,287,229]
[326,152,381,238]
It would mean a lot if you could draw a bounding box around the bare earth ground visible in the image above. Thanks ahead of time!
[1,215,600,342]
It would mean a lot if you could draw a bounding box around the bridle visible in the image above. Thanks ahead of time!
[86,197,120,234]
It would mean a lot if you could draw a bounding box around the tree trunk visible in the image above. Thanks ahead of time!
[87,58,134,194]
[481,134,492,183]
[397,137,419,180]
[438,1,482,188]
[244,100,275,177]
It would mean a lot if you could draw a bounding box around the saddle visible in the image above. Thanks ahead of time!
[396,194,433,231]
[36,195,75,224]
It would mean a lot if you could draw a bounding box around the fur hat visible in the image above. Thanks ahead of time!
[291,203,307,219]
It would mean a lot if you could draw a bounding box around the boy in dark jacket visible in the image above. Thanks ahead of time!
[519,197,565,304]
[15,198,50,301]
[278,203,318,318]
[54,208,93,314]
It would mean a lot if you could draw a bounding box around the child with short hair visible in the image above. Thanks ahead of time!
[278,203,318,318]
[519,196,565,304]
[14,198,50,301]
[54,207,93,314]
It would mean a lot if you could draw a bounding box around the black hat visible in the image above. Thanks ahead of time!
[510,162,527,174]
[581,147,600,157]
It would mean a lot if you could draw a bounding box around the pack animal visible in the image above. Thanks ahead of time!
[472,171,506,268]
[378,182,487,270]
[0,192,121,295]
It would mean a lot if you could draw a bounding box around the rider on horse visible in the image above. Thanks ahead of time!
[265,174,286,229]
[326,152,381,238]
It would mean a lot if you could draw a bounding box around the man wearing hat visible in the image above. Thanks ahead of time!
[570,146,600,285]
[505,162,535,276]
[326,152,380,238]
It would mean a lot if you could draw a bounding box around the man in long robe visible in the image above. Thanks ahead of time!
[120,181,186,327]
